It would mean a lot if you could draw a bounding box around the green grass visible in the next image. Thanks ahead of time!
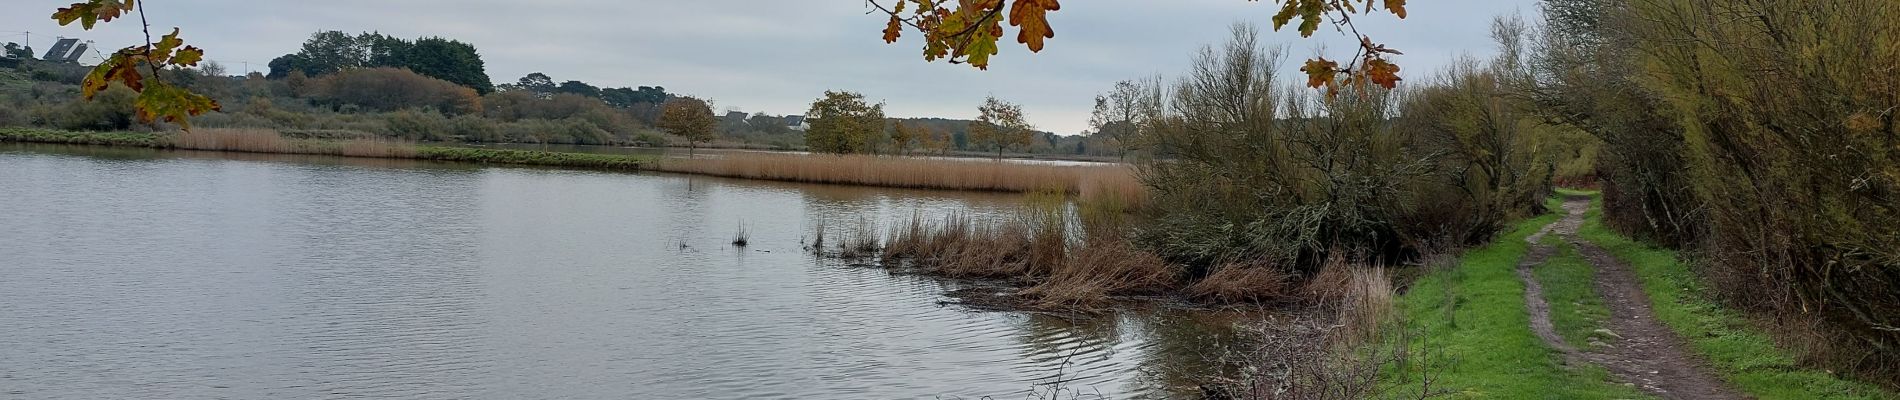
[1576,196,1897,400]
[1395,204,1649,399]
[0,128,170,147]
[1533,238,1616,351]
[413,145,648,170]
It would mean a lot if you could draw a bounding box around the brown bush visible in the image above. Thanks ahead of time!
[1023,240,1178,309]
[308,67,481,114]
[658,152,1139,195]
[1187,263,1295,304]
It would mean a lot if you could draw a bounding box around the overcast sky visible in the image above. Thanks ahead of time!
[3,0,1541,135]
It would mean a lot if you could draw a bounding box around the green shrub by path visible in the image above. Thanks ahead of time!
[1577,196,1897,400]
[1394,206,1645,399]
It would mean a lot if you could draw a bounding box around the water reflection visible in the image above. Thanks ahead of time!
[0,143,1255,399]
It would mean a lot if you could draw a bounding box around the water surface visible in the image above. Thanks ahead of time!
[0,144,1245,399]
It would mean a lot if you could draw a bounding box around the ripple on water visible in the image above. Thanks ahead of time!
[0,146,1251,399]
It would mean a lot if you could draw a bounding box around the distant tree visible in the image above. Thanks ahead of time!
[297,31,367,75]
[1088,78,1157,159]
[197,61,228,77]
[968,96,1033,160]
[558,80,602,98]
[404,37,494,93]
[266,53,313,79]
[805,90,888,154]
[359,32,413,67]
[515,73,556,96]
[3,42,33,59]
[917,124,953,155]
[658,97,718,156]
[635,86,670,104]
[600,87,638,108]
[889,121,919,155]
[268,32,491,93]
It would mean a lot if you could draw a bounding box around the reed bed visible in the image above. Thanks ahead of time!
[1,128,653,171]
[6,128,1142,200]
[658,152,1142,197]
[868,209,1405,312]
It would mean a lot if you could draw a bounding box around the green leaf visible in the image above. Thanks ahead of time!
[135,84,221,129]
[50,0,133,30]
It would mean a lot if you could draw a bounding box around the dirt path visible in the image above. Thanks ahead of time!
[1518,196,1747,400]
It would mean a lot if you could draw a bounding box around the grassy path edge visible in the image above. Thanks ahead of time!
[1573,193,1896,400]
[1393,197,1645,399]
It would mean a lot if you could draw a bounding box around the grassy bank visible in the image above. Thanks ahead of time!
[1,128,654,171]
[1576,196,1895,399]
[1395,205,1645,398]
[0,128,1143,200]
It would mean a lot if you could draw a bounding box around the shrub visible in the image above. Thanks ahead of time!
[307,67,481,114]
[383,109,452,141]
[56,84,138,131]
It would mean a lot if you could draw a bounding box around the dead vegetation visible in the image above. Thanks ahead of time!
[656,152,1143,201]
[172,128,416,158]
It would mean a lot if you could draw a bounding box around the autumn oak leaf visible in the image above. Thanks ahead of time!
[1365,58,1402,89]
[1300,57,1340,89]
[135,85,221,129]
[51,0,134,30]
[884,16,904,43]
[1384,0,1408,19]
[1008,0,1059,52]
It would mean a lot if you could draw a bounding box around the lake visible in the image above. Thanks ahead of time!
[0,144,1253,399]
[444,142,1119,167]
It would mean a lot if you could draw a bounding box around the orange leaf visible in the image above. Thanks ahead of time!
[1300,57,1339,89]
[1008,0,1059,52]
[883,15,904,43]
[1365,58,1402,89]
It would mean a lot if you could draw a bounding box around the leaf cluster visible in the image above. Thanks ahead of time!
[52,0,220,129]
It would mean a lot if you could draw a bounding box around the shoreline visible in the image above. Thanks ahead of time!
[0,128,1142,200]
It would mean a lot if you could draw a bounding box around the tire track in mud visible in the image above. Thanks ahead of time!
[1519,196,1747,400]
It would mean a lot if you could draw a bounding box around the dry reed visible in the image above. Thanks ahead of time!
[838,218,880,259]
[658,153,1142,196]
[1187,263,1297,304]
[172,128,298,153]
[1022,240,1178,309]
[168,128,421,159]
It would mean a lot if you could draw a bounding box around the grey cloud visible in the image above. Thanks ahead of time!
[2,0,1538,134]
